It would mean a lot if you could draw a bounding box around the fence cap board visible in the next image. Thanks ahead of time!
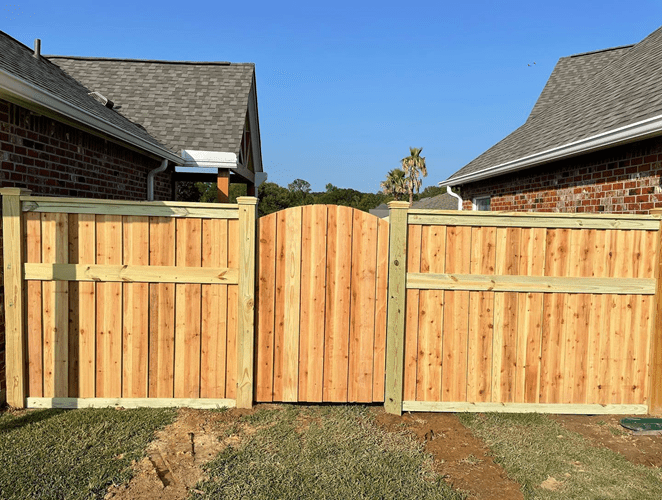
[407,208,662,219]
[19,195,239,210]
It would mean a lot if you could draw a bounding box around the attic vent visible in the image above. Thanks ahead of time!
[88,91,115,109]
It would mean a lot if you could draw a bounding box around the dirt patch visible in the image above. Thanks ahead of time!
[105,406,260,500]
[552,414,662,467]
[372,409,523,500]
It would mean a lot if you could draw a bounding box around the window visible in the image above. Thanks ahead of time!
[473,196,491,211]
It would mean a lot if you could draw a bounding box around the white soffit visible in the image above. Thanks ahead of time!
[176,149,237,174]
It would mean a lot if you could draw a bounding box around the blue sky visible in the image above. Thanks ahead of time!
[4,1,662,192]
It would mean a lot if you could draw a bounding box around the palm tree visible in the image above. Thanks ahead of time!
[380,168,407,200]
[401,147,427,205]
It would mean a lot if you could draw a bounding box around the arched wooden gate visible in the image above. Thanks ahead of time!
[255,205,389,403]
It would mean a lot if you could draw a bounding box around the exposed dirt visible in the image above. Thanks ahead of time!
[105,406,259,500]
[373,409,524,500]
[552,414,662,467]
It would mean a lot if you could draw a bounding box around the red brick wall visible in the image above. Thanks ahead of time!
[0,99,173,398]
[459,136,662,214]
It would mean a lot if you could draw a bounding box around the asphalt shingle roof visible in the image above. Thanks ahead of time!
[0,31,168,152]
[412,192,458,210]
[48,56,255,155]
[448,26,662,182]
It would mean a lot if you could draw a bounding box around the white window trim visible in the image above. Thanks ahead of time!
[472,196,491,211]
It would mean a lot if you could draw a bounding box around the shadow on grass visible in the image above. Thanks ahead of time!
[0,409,65,433]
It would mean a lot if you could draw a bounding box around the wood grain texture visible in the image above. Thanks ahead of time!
[25,212,43,398]
[403,225,422,402]
[201,219,229,399]
[298,205,327,402]
[225,219,239,399]
[372,218,389,402]
[323,206,354,402]
[122,217,149,398]
[95,215,121,398]
[148,217,175,398]
[256,215,276,401]
[174,218,202,398]
[76,214,96,398]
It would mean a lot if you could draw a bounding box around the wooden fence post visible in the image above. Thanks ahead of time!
[384,201,409,415]
[649,210,662,414]
[1,188,31,408]
[236,196,258,408]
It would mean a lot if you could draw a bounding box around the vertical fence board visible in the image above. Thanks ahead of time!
[148,217,175,398]
[122,217,149,398]
[42,213,69,398]
[442,226,471,402]
[372,218,389,402]
[95,215,121,398]
[68,215,80,397]
[348,211,378,403]
[174,219,202,398]
[416,225,446,402]
[76,214,96,398]
[299,205,327,402]
[467,226,496,402]
[323,206,353,402]
[201,219,229,399]
[403,224,422,401]
[256,215,276,401]
[25,212,43,398]
[226,218,239,399]
[492,227,520,403]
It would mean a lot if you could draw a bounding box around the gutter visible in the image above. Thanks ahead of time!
[0,68,182,165]
[439,113,662,188]
[147,159,168,201]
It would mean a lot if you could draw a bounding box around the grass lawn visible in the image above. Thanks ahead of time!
[197,405,467,500]
[0,407,175,500]
[459,412,662,500]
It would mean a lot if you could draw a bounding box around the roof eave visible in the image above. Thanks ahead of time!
[440,114,662,187]
[0,67,183,165]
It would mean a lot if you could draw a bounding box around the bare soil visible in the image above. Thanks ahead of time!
[552,414,662,467]
[372,409,524,500]
[105,406,258,500]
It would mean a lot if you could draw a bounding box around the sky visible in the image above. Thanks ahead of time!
[3,1,662,193]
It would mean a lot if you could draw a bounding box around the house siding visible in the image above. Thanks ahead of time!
[0,98,173,397]
[460,136,662,214]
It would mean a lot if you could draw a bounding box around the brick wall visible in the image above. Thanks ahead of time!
[0,98,173,398]
[459,136,662,214]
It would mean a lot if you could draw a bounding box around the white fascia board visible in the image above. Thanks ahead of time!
[0,68,183,165]
[176,150,256,183]
[439,114,662,187]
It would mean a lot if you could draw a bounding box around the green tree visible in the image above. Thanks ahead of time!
[380,168,407,201]
[401,147,428,205]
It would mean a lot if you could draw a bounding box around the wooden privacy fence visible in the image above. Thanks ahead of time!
[385,202,662,415]
[4,191,662,416]
[1,188,257,409]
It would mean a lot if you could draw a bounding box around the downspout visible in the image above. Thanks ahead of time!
[147,159,168,201]
[447,185,463,210]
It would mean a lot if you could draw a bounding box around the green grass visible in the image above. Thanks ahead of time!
[459,412,662,500]
[0,407,175,500]
[197,405,466,500]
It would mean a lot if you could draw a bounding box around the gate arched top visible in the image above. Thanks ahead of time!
[259,204,389,228]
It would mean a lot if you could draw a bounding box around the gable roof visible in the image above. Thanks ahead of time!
[48,56,258,159]
[0,32,180,163]
[443,26,662,186]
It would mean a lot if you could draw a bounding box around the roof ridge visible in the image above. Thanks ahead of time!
[47,55,254,66]
[569,44,635,58]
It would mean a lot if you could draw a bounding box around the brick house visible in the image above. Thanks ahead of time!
[0,31,264,402]
[440,26,662,214]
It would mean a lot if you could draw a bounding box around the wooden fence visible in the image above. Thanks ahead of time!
[385,203,662,415]
[1,188,257,409]
[4,192,662,416]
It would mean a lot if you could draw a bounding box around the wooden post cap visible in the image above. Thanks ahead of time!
[387,201,410,209]
[236,196,259,205]
[0,188,31,196]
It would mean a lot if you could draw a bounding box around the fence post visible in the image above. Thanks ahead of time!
[1,188,31,408]
[236,196,258,409]
[649,210,662,414]
[384,201,409,415]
